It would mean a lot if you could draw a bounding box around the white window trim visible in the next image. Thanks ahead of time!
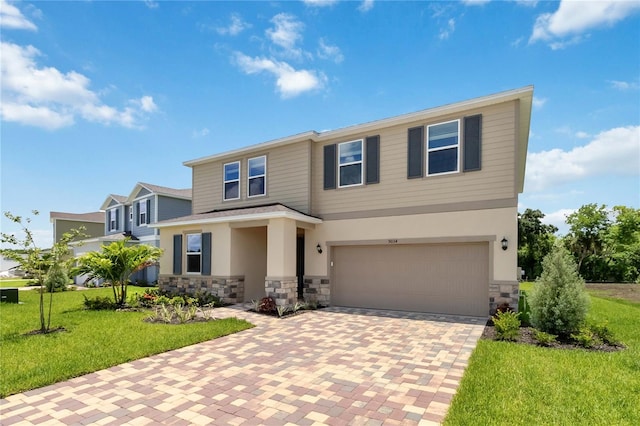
[426,119,460,176]
[337,139,364,188]
[247,155,267,198]
[223,161,241,201]
[185,233,202,274]
[109,209,117,231]
[138,200,148,227]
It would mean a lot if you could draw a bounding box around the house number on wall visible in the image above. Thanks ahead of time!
[388,239,398,244]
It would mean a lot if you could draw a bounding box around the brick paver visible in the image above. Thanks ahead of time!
[0,306,485,425]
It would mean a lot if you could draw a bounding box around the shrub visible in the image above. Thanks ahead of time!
[588,321,620,346]
[518,290,531,326]
[492,310,521,341]
[496,302,513,313]
[192,290,221,307]
[528,242,590,336]
[258,297,276,313]
[533,330,557,346]
[83,295,116,310]
[571,327,598,348]
[45,262,68,293]
[276,305,289,317]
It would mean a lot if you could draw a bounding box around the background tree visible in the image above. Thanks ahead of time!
[606,206,640,283]
[564,204,610,281]
[72,238,163,307]
[518,209,558,279]
[1,211,84,333]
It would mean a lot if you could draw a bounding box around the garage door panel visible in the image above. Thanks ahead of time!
[332,243,488,316]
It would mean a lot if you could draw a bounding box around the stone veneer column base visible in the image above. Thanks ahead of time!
[265,277,297,307]
[157,275,245,304]
[303,276,330,306]
[489,280,520,314]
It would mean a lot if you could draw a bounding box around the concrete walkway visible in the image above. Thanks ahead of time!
[0,306,485,425]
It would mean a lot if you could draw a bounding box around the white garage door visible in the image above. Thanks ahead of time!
[331,242,489,316]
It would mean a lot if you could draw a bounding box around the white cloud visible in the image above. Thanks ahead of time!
[515,0,538,7]
[192,128,210,138]
[358,0,374,13]
[462,0,490,6]
[532,96,547,109]
[0,41,157,130]
[541,209,575,234]
[144,0,159,9]
[439,18,456,40]
[317,38,344,63]
[609,80,640,91]
[530,0,640,47]
[303,0,338,7]
[575,131,590,139]
[525,125,640,192]
[233,52,326,98]
[0,0,37,31]
[216,13,251,36]
[266,13,304,52]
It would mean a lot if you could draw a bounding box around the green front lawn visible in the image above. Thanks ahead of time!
[0,279,34,288]
[0,288,253,398]
[445,285,640,425]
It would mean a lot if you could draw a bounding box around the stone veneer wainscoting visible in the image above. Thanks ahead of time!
[489,281,519,313]
[157,275,245,304]
[265,278,298,307]
[303,276,330,306]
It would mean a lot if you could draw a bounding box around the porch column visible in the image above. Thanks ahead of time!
[265,217,297,306]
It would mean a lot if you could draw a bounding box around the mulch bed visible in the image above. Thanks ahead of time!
[481,320,625,352]
[142,317,216,325]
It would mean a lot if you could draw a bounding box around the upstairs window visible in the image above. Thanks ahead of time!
[186,233,201,273]
[109,209,118,231]
[248,156,266,197]
[427,120,459,175]
[338,140,363,187]
[138,200,147,225]
[223,161,240,201]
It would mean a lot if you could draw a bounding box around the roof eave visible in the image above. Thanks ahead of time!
[151,210,323,229]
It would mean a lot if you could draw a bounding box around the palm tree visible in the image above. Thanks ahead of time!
[73,238,163,307]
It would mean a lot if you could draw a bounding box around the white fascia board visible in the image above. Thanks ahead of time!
[151,210,323,229]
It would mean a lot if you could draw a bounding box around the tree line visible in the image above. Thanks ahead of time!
[519,204,640,283]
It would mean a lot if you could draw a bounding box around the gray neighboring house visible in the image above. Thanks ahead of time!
[100,183,192,284]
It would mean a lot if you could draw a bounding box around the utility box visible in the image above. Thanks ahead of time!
[0,288,19,303]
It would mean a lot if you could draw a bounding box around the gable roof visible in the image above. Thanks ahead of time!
[49,211,104,224]
[99,194,128,211]
[127,182,192,202]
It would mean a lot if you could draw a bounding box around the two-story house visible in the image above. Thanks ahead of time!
[100,182,192,284]
[153,86,533,316]
[50,211,105,243]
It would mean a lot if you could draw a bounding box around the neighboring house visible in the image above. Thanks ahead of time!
[50,211,105,243]
[100,183,192,284]
[153,86,533,316]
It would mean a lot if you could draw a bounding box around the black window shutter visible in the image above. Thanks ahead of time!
[136,204,140,226]
[407,126,424,178]
[115,210,120,231]
[146,199,151,224]
[464,114,482,172]
[323,144,337,190]
[365,136,380,184]
[173,234,182,275]
[201,232,212,276]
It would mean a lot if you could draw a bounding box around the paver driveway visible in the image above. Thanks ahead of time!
[0,306,485,425]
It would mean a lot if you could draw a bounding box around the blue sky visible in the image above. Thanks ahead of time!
[1,0,639,248]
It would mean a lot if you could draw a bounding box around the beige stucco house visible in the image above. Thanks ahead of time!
[153,86,533,316]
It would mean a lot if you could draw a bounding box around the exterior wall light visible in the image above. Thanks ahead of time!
[316,243,323,254]
[501,237,508,251]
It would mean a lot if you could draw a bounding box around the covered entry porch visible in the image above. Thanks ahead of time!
[154,204,322,305]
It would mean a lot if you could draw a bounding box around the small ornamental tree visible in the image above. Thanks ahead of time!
[45,261,68,293]
[1,210,85,333]
[528,242,590,336]
[72,238,163,307]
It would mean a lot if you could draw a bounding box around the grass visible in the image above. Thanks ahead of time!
[444,283,640,425]
[0,279,34,288]
[0,288,253,398]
